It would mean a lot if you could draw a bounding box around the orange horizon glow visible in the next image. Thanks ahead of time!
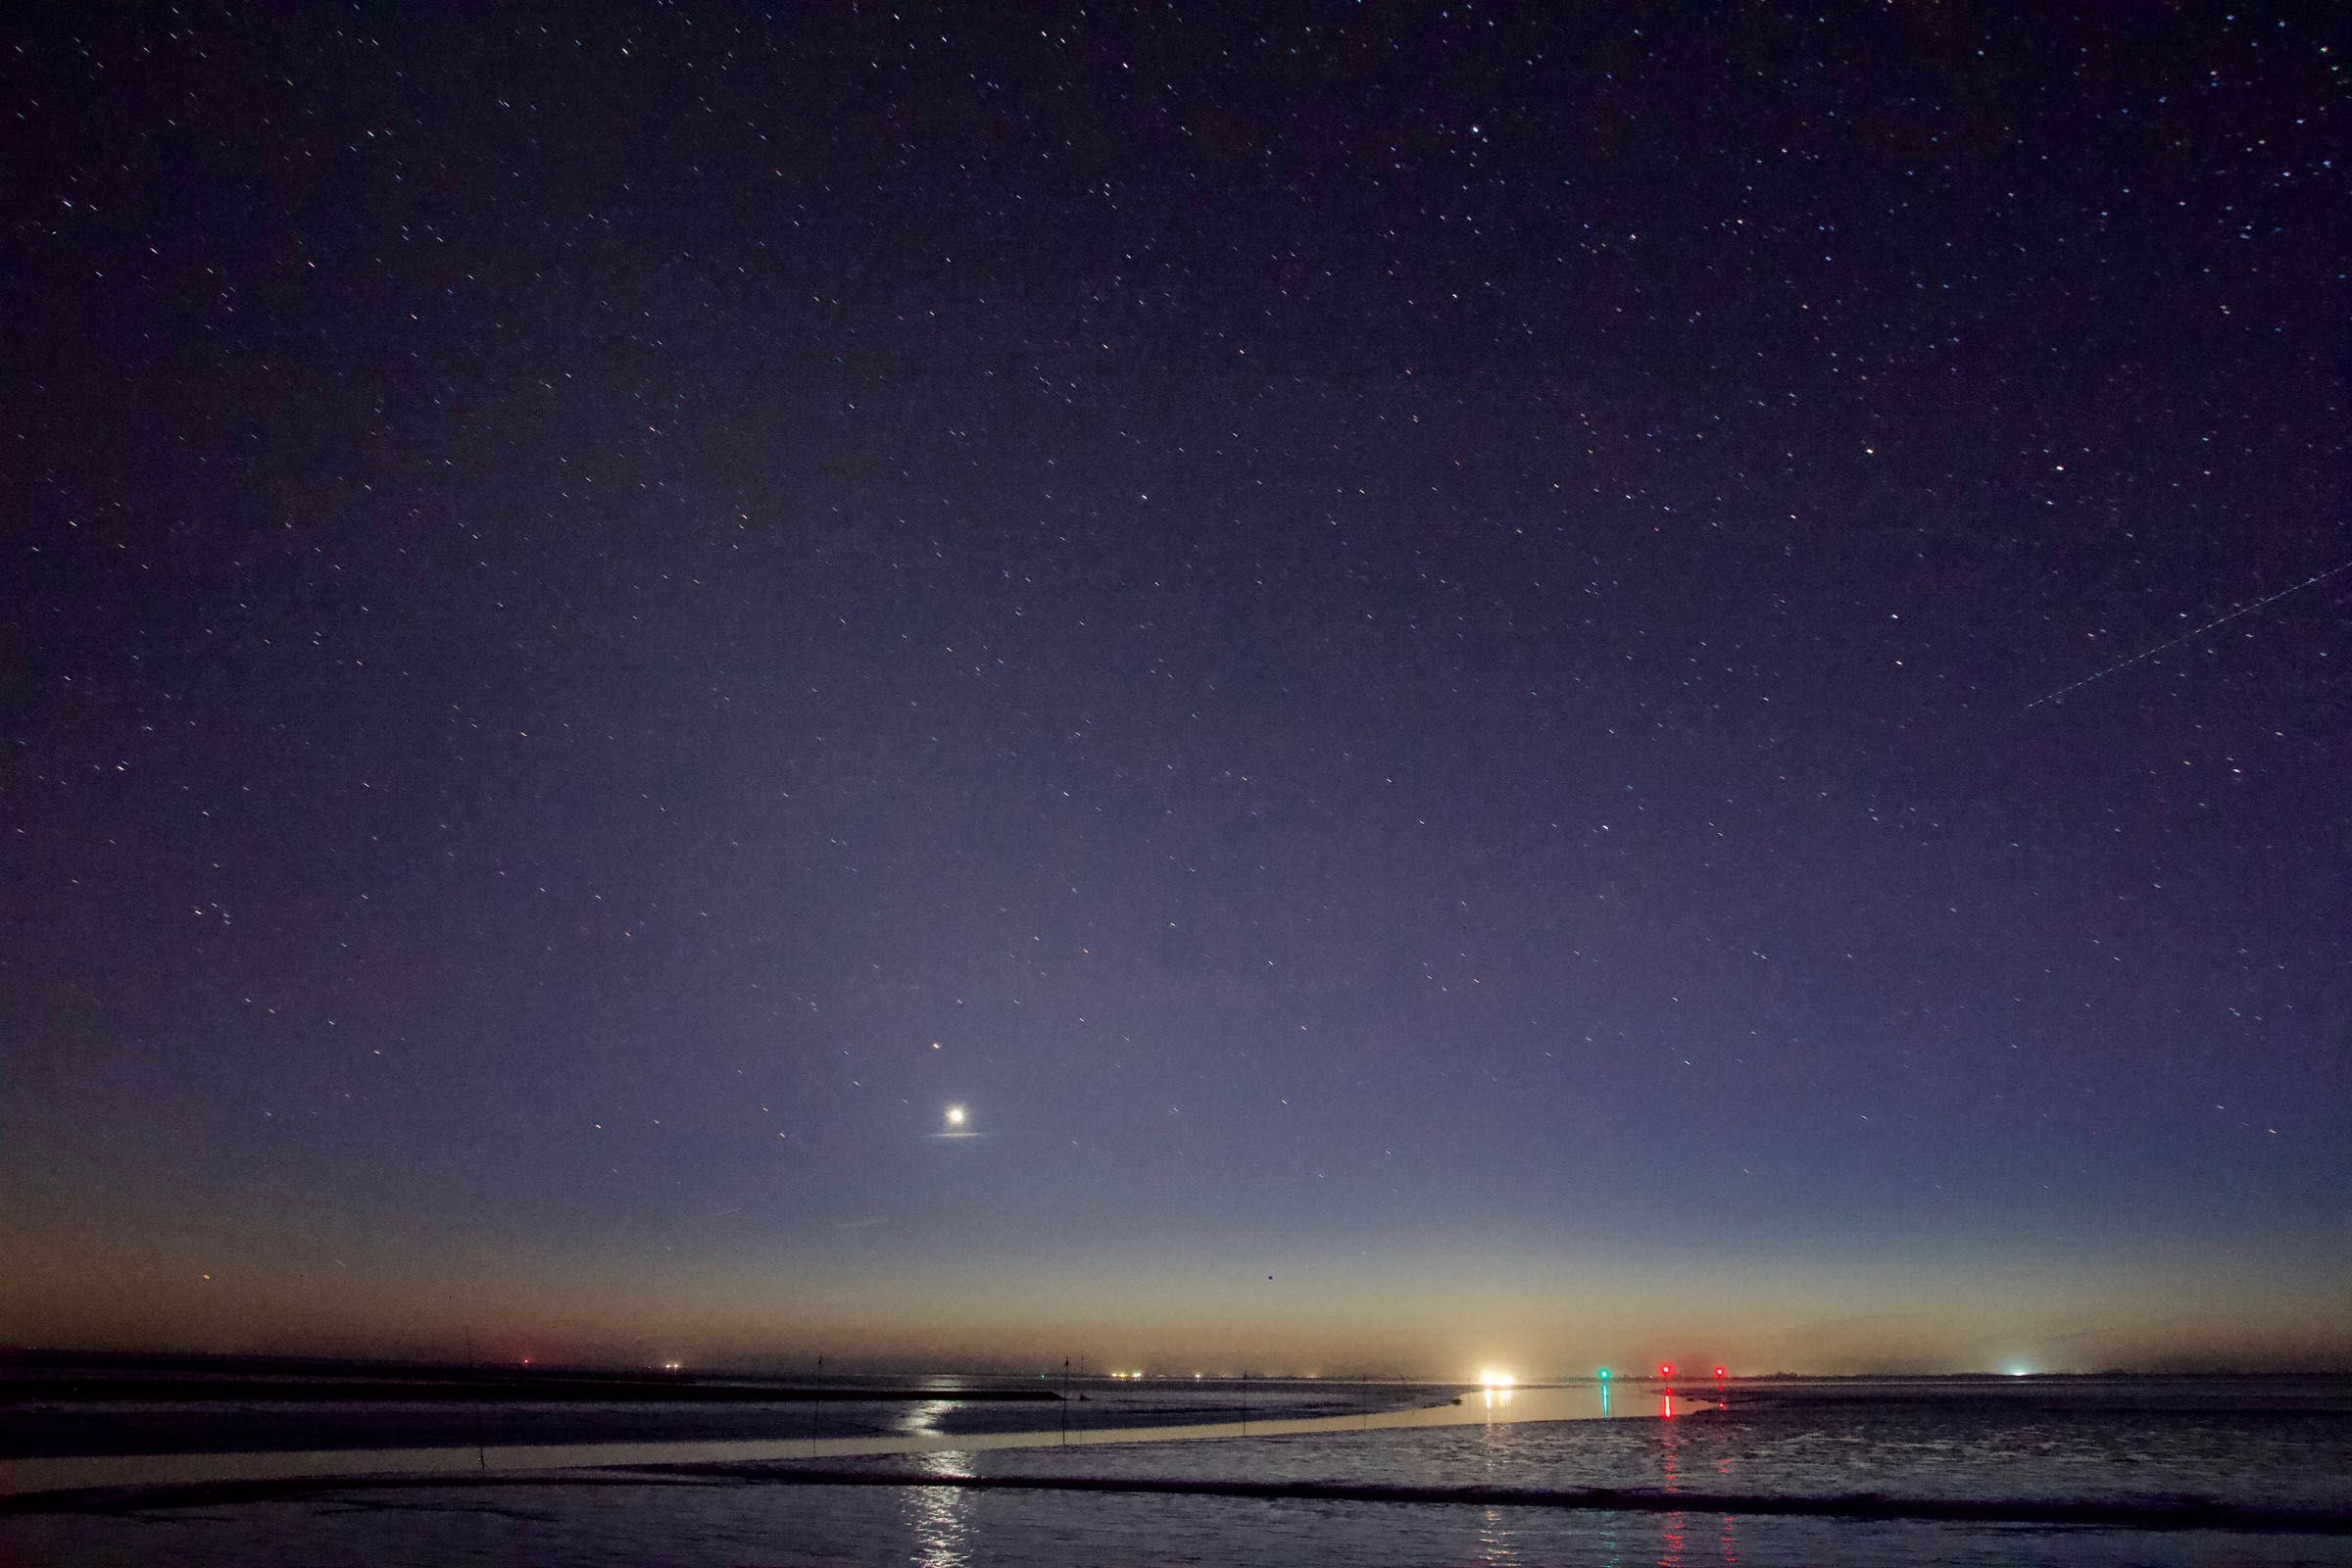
[8,1190,2347,1380]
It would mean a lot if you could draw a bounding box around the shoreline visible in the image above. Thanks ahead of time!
[0,1383,1609,1506]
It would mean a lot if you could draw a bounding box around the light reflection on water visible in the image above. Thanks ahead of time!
[896,1398,957,1438]
[902,1449,971,1568]
[1719,1447,1740,1566]
[1476,1502,1514,1563]
[1659,1414,1686,1568]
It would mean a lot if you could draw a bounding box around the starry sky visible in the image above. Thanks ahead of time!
[4,7,2346,1378]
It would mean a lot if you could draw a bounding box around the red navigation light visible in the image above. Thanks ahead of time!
[1714,1365,1727,1378]
[1658,1363,1673,1378]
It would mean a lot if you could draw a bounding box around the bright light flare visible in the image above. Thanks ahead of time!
[1479,1369,1514,1389]
[945,1104,966,1128]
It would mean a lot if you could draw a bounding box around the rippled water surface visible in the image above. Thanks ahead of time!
[6,1377,2348,1566]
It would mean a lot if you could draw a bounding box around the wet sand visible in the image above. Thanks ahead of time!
[1,1383,1614,1507]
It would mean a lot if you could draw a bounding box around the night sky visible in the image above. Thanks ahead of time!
[5,7,2346,1379]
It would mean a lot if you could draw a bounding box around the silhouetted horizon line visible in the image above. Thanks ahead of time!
[8,1346,2347,1385]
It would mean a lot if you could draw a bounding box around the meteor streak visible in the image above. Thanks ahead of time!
[2025,559,2352,710]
